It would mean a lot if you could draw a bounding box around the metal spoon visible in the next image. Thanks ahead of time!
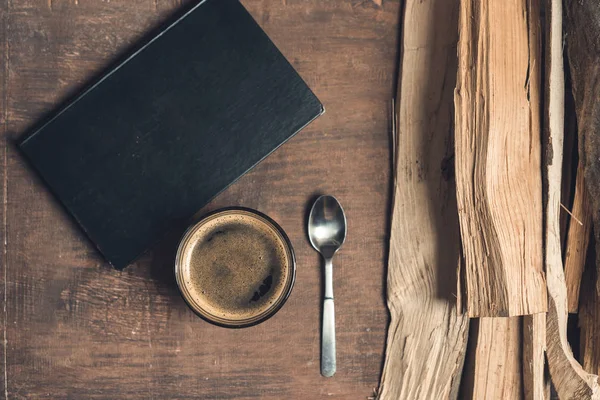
[308,195,347,377]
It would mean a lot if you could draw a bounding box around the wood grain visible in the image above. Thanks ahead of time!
[544,0,599,397]
[523,1,553,395]
[580,245,600,377]
[454,0,547,317]
[0,0,398,398]
[523,314,548,400]
[564,162,593,313]
[0,0,8,395]
[376,0,469,398]
[459,318,523,400]
[560,87,577,254]
[565,0,600,295]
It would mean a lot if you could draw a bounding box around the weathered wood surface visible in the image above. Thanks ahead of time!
[0,0,8,396]
[565,0,600,390]
[523,313,548,400]
[454,0,547,317]
[544,0,599,397]
[0,0,398,398]
[560,88,578,251]
[523,2,552,396]
[376,0,469,399]
[565,0,600,291]
[580,243,600,377]
[459,318,523,400]
[564,163,592,313]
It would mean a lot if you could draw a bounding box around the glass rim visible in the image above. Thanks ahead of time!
[174,207,296,328]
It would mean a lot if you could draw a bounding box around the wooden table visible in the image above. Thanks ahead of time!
[0,0,399,398]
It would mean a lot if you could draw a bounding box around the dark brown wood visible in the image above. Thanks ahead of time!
[564,163,593,313]
[560,79,578,252]
[579,239,600,375]
[0,0,398,398]
[565,0,600,289]
[0,0,7,395]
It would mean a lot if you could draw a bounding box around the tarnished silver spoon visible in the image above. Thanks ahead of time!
[308,195,347,377]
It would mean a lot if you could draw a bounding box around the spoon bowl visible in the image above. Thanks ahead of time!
[308,196,347,258]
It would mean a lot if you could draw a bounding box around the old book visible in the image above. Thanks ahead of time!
[454,0,547,317]
[18,0,323,269]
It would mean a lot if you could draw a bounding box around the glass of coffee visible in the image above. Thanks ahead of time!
[175,208,296,328]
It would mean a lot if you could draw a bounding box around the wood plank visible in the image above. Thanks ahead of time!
[3,0,398,398]
[0,0,8,395]
[523,314,549,400]
[523,2,550,395]
[459,318,522,400]
[565,0,600,298]
[560,81,577,252]
[376,0,469,398]
[544,0,599,397]
[454,0,547,317]
[564,162,593,313]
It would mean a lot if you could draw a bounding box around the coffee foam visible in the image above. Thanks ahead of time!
[178,212,291,322]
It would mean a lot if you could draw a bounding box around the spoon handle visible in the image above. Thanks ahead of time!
[322,258,336,377]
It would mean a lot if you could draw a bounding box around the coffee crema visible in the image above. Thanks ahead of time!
[175,209,295,327]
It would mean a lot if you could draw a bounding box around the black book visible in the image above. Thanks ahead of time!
[19,0,323,269]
